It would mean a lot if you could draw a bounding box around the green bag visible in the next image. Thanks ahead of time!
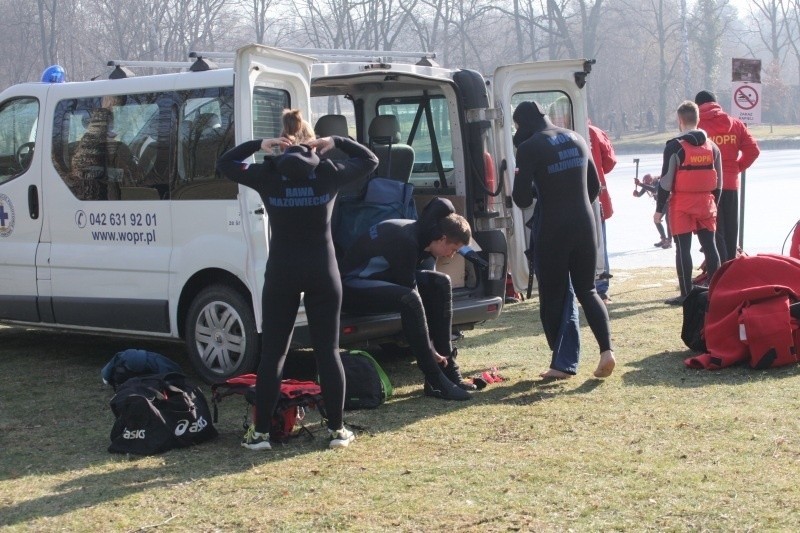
[340,350,393,410]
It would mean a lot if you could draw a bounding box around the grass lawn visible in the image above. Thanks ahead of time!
[2,267,799,531]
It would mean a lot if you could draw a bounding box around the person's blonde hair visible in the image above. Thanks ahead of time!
[677,101,699,128]
[281,109,315,145]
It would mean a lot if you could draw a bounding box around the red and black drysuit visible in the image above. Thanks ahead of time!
[217,137,378,435]
[698,102,760,262]
[656,130,722,297]
[685,254,800,370]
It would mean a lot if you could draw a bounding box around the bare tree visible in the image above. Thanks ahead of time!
[688,0,736,92]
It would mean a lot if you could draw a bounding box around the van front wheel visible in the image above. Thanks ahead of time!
[185,285,260,383]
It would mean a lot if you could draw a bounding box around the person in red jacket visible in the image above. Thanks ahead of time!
[695,90,760,263]
[589,122,617,304]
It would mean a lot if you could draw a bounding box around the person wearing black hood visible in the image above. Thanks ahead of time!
[217,134,378,450]
[654,101,722,305]
[338,197,474,401]
[511,101,615,379]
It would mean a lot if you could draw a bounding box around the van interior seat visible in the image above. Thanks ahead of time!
[368,114,414,184]
[314,114,351,163]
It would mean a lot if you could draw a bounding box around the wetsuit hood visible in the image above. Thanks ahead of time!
[674,129,708,146]
[417,197,456,246]
[276,144,320,179]
[512,101,550,148]
[698,102,734,132]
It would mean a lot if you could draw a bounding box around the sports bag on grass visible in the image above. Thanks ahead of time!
[210,375,326,442]
[341,350,393,410]
[108,372,217,455]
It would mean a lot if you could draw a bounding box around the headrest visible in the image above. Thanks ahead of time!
[314,114,348,137]
[196,113,221,129]
[368,115,401,145]
[276,144,319,180]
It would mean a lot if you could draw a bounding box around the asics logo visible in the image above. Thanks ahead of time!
[174,416,208,436]
[123,429,146,440]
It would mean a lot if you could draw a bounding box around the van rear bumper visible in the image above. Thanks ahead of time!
[289,296,503,348]
[333,295,504,347]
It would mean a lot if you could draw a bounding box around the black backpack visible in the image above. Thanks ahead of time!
[341,350,393,410]
[108,372,217,455]
[681,286,709,353]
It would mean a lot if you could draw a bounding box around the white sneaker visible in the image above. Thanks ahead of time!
[328,427,355,449]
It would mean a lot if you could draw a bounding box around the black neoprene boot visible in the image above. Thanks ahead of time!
[424,370,471,401]
[442,348,476,390]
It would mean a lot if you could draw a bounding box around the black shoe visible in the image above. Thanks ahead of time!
[664,295,685,306]
[442,355,477,391]
[424,372,472,401]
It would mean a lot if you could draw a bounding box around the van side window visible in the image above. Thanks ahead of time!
[376,96,454,174]
[173,87,235,200]
[0,97,39,185]
[52,93,162,201]
[251,87,290,163]
[511,91,573,131]
[172,86,287,199]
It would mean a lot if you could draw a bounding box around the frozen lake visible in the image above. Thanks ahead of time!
[605,149,800,269]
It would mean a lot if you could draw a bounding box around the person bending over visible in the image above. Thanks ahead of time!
[338,198,475,401]
[217,134,378,450]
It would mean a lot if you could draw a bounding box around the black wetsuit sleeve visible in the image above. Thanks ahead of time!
[655,141,680,213]
[329,136,379,186]
[216,139,272,189]
[512,142,536,208]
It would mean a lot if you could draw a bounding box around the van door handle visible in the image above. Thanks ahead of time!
[28,185,39,219]
[253,206,265,215]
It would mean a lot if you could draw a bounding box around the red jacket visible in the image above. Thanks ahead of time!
[697,102,760,190]
[685,254,800,370]
[589,124,616,219]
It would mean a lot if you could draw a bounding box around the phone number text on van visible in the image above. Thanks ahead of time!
[75,210,159,246]
[76,211,158,227]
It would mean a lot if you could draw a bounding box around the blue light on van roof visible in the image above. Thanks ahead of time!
[41,65,66,83]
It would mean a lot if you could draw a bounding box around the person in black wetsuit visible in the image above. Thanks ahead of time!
[338,197,474,400]
[217,134,378,450]
[511,101,615,379]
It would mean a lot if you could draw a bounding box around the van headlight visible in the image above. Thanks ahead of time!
[487,253,505,281]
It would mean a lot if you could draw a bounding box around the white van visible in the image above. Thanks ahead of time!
[0,45,593,382]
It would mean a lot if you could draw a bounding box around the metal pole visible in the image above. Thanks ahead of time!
[738,168,746,250]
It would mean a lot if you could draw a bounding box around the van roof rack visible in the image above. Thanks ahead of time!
[105,48,438,79]
[189,48,437,66]
[105,57,226,78]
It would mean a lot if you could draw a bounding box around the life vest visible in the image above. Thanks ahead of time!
[673,140,717,193]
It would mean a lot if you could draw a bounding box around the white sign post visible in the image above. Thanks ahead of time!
[730,81,761,125]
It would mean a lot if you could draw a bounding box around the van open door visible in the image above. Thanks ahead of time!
[491,60,593,293]
[234,44,314,327]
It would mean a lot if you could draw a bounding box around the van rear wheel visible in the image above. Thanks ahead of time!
[185,285,260,383]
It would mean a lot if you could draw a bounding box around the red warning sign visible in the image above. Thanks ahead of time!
[730,82,761,125]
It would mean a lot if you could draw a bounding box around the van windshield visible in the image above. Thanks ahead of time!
[0,97,39,184]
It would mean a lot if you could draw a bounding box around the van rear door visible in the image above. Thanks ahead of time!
[0,89,45,322]
[492,60,592,291]
[234,45,313,328]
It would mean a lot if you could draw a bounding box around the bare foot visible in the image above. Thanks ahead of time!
[539,369,573,379]
[593,350,616,378]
